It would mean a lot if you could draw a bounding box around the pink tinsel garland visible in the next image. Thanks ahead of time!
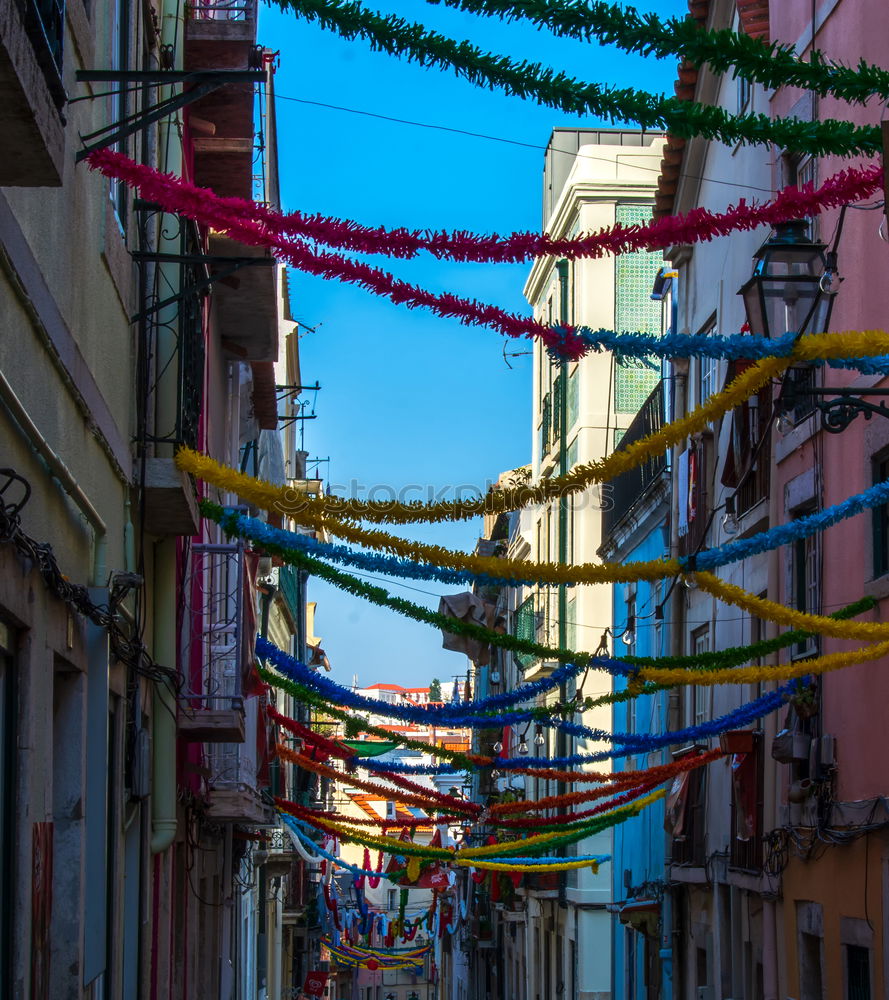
[87,148,882,262]
[85,149,883,362]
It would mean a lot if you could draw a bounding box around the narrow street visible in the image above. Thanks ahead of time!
[1,0,888,998]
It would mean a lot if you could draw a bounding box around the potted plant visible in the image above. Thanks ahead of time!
[790,683,819,720]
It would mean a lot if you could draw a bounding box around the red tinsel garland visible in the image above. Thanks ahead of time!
[85,149,882,363]
[85,149,585,358]
[87,148,881,263]
[491,748,723,815]
[276,743,477,815]
[268,705,353,759]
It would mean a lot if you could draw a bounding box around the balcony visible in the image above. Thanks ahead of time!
[0,0,65,185]
[208,232,278,362]
[255,826,300,877]
[179,542,246,743]
[602,381,668,542]
[185,0,263,200]
[137,210,205,536]
[205,744,275,824]
[514,587,560,679]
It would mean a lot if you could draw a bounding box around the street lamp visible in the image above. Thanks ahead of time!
[737,219,889,434]
[737,220,837,340]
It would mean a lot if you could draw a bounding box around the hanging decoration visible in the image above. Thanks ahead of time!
[694,572,889,640]
[266,0,880,155]
[276,744,477,815]
[366,679,793,774]
[282,814,408,880]
[186,354,790,524]
[259,666,483,770]
[253,549,607,669]
[426,0,889,104]
[206,467,889,592]
[259,634,632,717]
[280,789,666,861]
[626,597,874,670]
[639,639,889,687]
[87,149,883,265]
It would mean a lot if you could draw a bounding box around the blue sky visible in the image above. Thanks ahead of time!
[258,0,688,688]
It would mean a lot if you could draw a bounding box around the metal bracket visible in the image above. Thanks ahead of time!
[783,386,889,434]
[74,69,265,162]
[129,252,275,324]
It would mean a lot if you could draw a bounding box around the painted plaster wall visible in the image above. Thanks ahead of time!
[610,518,669,1000]
[769,0,889,806]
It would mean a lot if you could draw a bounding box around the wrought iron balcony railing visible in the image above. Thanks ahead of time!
[179,542,246,743]
[135,208,206,453]
[187,0,257,20]
[602,381,667,541]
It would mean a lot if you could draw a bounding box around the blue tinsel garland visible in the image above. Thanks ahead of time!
[364,681,794,773]
[223,473,889,592]
[684,477,889,571]
[258,635,633,722]
[573,327,889,374]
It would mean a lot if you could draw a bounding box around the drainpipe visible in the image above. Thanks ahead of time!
[151,536,178,854]
[661,358,688,1000]
[762,373,783,1000]
[556,259,570,916]
[150,0,186,857]
[0,368,107,584]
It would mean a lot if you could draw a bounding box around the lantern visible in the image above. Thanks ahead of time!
[737,220,837,339]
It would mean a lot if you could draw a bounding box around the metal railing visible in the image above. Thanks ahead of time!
[135,209,206,452]
[602,382,667,540]
[22,0,65,99]
[183,542,245,709]
[188,0,257,20]
[540,392,552,457]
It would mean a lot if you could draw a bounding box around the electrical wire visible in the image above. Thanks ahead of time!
[269,91,778,195]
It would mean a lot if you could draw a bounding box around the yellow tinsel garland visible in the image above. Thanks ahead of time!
[694,572,889,640]
[180,334,889,524]
[177,354,792,524]
[639,638,889,686]
[305,790,665,861]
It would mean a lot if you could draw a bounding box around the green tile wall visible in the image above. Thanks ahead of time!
[614,203,662,413]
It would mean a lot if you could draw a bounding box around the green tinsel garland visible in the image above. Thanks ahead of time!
[259,665,479,770]
[623,596,875,669]
[206,501,593,667]
[268,0,881,156]
[427,0,889,104]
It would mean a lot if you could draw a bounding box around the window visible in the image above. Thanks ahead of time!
[566,597,576,655]
[793,508,820,656]
[567,369,579,430]
[872,451,889,578]
[691,626,711,725]
[614,204,663,413]
[22,0,66,101]
[109,0,132,229]
[698,317,718,407]
[846,944,871,1000]
[738,74,752,114]
[388,888,399,911]
[799,932,824,1000]
[784,155,818,239]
